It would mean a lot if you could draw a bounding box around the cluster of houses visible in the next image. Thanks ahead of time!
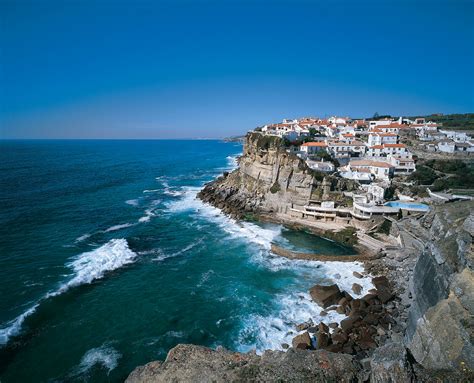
[259,115,473,184]
[260,116,422,183]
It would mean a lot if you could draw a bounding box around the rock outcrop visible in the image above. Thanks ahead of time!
[405,201,473,374]
[198,132,357,218]
[127,133,473,382]
[126,344,360,383]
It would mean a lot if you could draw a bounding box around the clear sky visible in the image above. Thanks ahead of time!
[1,0,473,139]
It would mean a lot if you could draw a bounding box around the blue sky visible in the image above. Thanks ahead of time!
[1,0,473,139]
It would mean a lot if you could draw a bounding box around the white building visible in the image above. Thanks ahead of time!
[368,133,398,146]
[346,159,394,181]
[327,140,366,159]
[300,141,328,155]
[437,139,456,153]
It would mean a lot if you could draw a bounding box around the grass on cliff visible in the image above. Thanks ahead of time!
[408,159,474,191]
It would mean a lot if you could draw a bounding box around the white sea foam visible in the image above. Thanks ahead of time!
[0,303,39,345]
[104,223,135,232]
[143,189,160,193]
[73,344,121,376]
[238,261,374,353]
[226,155,239,170]
[238,290,346,353]
[0,239,138,346]
[125,199,139,206]
[152,238,204,262]
[75,233,92,243]
[138,208,156,223]
[164,187,280,252]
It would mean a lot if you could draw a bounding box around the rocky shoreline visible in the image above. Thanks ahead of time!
[127,134,473,382]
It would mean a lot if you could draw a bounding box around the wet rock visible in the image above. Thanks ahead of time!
[319,310,328,317]
[309,284,343,309]
[352,283,362,295]
[353,271,363,279]
[336,305,345,314]
[295,321,312,331]
[281,343,289,349]
[292,331,312,350]
[328,322,338,329]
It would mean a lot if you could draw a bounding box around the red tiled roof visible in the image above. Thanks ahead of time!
[301,142,328,147]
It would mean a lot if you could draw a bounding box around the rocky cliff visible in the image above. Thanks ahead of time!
[198,132,357,218]
[127,133,473,382]
[404,201,473,377]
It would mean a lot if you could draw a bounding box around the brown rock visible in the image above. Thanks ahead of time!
[318,322,329,334]
[328,322,339,329]
[338,297,348,307]
[336,305,345,314]
[332,331,348,344]
[317,332,330,348]
[292,331,312,350]
[353,271,363,279]
[295,322,310,331]
[325,343,343,353]
[309,284,343,308]
[352,283,363,295]
[372,276,389,289]
[376,286,394,303]
[320,310,328,316]
[340,315,360,332]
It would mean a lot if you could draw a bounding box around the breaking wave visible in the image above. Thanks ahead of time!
[72,343,121,376]
[0,239,137,346]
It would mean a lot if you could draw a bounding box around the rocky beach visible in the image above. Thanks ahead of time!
[127,133,473,382]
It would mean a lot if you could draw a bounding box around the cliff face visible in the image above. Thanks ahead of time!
[404,201,473,374]
[198,132,357,218]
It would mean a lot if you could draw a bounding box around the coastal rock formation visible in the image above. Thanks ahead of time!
[404,201,473,374]
[126,344,360,383]
[198,132,357,218]
[128,133,473,382]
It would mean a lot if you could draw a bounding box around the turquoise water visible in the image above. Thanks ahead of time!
[384,201,430,211]
[0,140,364,382]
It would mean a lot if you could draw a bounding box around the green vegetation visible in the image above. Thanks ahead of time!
[377,219,392,235]
[250,132,284,150]
[406,113,474,130]
[408,165,438,185]
[408,159,474,191]
[383,185,396,200]
[270,181,281,194]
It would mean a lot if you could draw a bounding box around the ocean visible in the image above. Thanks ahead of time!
[0,140,368,382]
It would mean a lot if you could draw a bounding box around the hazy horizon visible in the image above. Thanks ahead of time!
[1,0,473,139]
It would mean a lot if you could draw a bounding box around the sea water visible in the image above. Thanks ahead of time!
[0,140,371,382]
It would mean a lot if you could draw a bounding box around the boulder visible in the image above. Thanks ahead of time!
[372,276,389,290]
[331,331,348,344]
[309,284,343,308]
[340,315,360,332]
[292,331,312,350]
[352,283,363,295]
[318,322,329,334]
[370,342,413,383]
[353,271,363,279]
[375,286,393,304]
[316,332,330,348]
[408,292,474,372]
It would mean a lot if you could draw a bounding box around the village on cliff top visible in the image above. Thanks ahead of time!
[252,115,473,224]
